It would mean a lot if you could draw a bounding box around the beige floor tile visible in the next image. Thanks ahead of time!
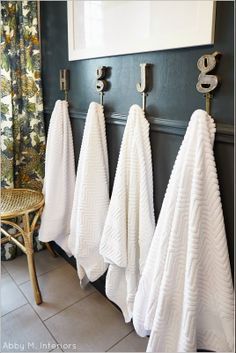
[45,292,133,352]
[109,331,149,352]
[20,263,95,320]
[3,249,66,285]
[1,273,27,316]
[1,304,57,352]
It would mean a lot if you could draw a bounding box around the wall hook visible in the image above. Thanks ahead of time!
[59,69,70,101]
[136,63,151,112]
[196,51,221,115]
[96,66,107,105]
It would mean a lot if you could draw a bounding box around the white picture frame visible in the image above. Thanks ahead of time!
[67,0,216,61]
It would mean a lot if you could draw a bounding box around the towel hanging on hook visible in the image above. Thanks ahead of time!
[132,109,234,352]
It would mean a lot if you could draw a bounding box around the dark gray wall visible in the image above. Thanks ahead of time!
[40,1,234,273]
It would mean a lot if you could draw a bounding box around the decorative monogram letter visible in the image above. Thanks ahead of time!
[196,52,220,94]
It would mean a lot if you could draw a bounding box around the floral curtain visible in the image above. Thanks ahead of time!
[1,1,45,260]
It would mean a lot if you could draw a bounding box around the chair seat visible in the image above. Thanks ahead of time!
[1,188,44,219]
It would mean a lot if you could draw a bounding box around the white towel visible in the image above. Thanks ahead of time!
[100,104,155,323]
[133,109,234,352]
[68,102,109,287]
[39,100,75,255]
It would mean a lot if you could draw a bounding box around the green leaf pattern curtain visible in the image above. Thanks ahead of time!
[1,1,46,260]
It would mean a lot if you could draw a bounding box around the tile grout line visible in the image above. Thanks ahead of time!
[1,303,29,318]
[48,345,64,352]
[5,257,99,351]
[105,328,135,352]
[2,256,136,353]
[17,286,63,352]
[3,259,64,352]
[43,290,97,322]
[1,269,32,314]
[20,260,68,285]
[3,256,68,286]
[2,270,62,351]
[16,284,97,352]
[1,263,10,275]
[18,261,68,286]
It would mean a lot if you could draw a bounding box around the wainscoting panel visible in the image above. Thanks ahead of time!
[44,108,234,272]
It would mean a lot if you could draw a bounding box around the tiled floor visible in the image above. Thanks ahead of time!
[1,250,148,352]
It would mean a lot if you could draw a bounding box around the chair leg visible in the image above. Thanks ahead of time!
[26,250,42,305]
[45,242,58,257]
[23,213,42,305]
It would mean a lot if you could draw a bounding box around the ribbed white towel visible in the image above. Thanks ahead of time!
[39,100,75,255]
[133,109,234,352]
[100,104,155,323]
[68,102,109,287]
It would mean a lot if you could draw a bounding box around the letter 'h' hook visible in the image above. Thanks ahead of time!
[60,69,70,102]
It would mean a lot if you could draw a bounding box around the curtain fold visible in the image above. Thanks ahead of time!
[1,1,46,260]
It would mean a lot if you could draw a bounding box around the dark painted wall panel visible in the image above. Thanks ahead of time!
[151,132,182,216]
[106,124,125,192]
[41,1,234,122]
[214,142,234,266]
[70,118,85,166]
[41,1,234,274]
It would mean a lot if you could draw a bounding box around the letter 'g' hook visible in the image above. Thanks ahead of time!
[196,51,221,115]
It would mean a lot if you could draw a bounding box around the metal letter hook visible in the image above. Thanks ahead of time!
[96,66,107,106]
[59,69,70,102]
[196,51,221,115]
[136,63,150,112]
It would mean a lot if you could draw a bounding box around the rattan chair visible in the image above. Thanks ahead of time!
[1,188,55,305]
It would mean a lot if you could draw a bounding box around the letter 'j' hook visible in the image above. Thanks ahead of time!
[136,63,150,112]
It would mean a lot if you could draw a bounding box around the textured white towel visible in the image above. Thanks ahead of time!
[133,109,234,352]
[100,104,155,323]
[68,102,109,287]
[39,100,75,255]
